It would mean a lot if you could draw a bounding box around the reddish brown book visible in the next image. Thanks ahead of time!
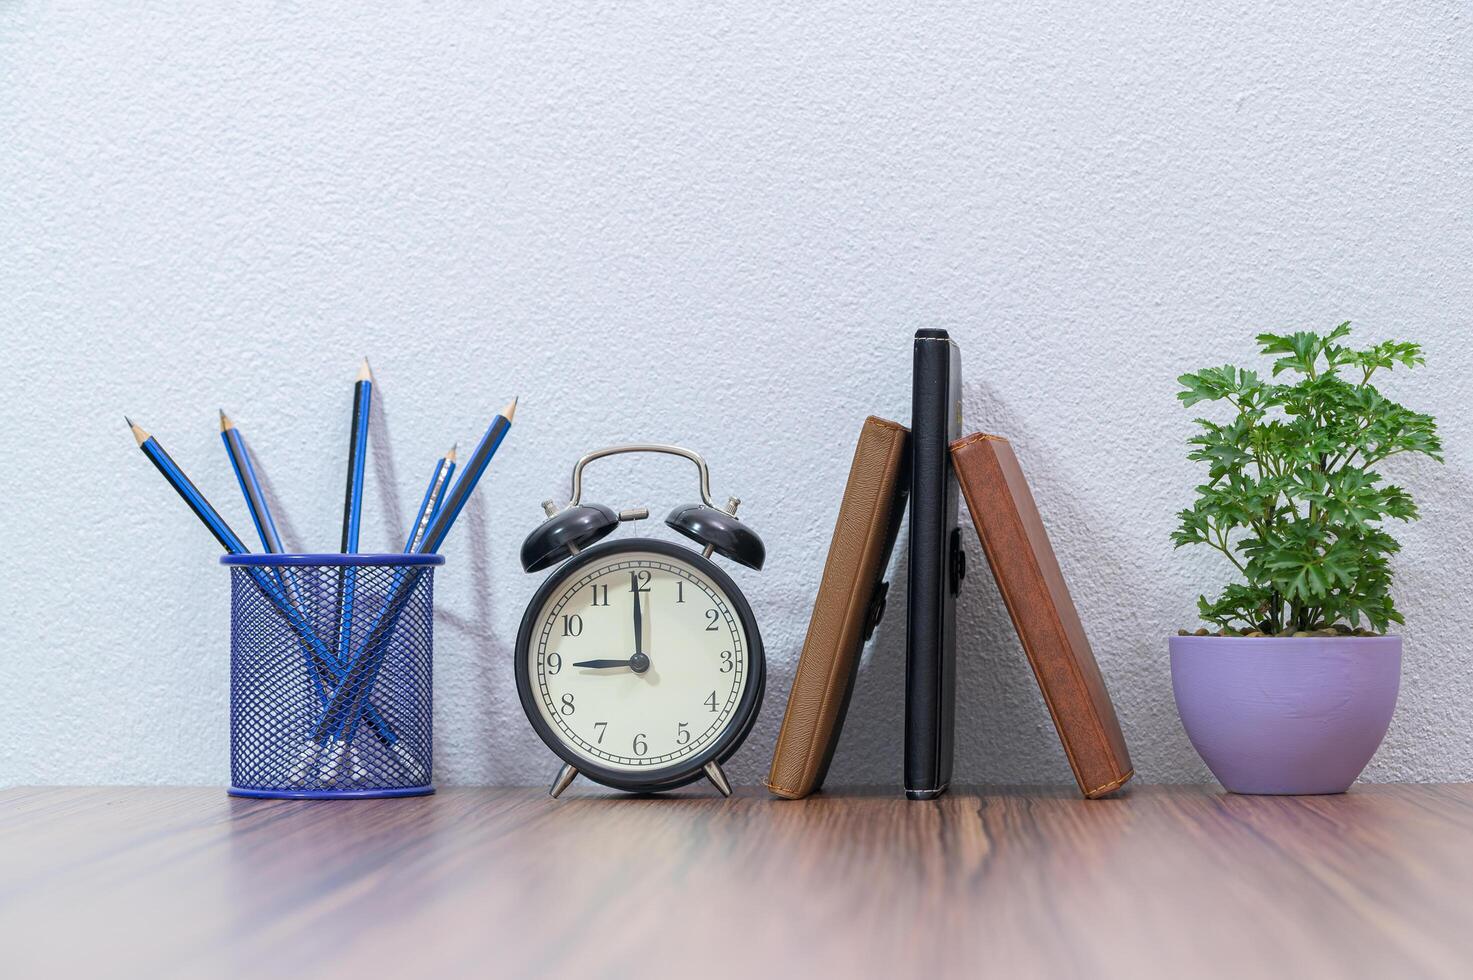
[950,432,1133,798]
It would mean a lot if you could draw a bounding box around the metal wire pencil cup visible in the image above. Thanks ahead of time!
[224,553,441,799]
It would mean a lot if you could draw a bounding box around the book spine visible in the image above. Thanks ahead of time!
[905,332,961,798]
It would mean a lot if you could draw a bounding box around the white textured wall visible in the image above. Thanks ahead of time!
[3,2,1470,789]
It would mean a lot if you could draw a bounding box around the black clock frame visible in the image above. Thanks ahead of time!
[514,537,765,794]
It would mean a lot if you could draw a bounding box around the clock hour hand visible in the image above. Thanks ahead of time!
[573,653,651,674]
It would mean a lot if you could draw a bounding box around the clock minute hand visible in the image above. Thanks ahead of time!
[631,571,644,658]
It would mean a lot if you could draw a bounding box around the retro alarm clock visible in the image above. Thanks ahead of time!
[515,444,766,798]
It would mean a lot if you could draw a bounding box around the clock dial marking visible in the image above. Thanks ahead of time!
[531,552,748,772]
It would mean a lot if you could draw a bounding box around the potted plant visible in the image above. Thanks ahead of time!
[1170,324,1442,794]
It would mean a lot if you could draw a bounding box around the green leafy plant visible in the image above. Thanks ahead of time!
[1173,323,1442,636]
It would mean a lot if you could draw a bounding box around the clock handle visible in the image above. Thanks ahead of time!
[549,763,579,799]
[567,444,717,508]
[703,760,732,798]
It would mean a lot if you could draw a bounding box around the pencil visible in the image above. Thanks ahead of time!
[220,410,285,553]
[335,358,374,672]
[416,397,516,555]
[128,418,399,750]
[403,444,457,553]
[340,358,373,554]
[316,397,517,742]
[129,417,248,553]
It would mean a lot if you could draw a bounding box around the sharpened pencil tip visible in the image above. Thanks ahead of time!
[126,417,150,446]
[357,357,373,383]
[218,409,234,432]
[501,397,518,423]
[447,443,458,462]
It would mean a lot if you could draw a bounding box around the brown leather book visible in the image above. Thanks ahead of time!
[951,433,1133,798]
[766,417,910,799]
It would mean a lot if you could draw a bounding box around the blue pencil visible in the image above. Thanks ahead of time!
[335,359,373,674]
[340,358,373,554]
[130,417,248,553]
[128,417,398,749]
[403,444,457,553]
[417,397,515,555]
[315,398,516,742]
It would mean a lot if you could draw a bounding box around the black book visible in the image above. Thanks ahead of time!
[905,328,965,799]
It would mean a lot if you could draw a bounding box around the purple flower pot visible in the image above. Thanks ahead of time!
[1170,635,1401,795]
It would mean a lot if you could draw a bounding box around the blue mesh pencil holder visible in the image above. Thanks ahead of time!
[222,553,444,799]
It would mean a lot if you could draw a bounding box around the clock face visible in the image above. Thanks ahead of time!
[522,546,756,776]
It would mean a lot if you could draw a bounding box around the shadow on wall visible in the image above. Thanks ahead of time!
[248,439,306,552]
[966,378,1206,785]
[369,378,407,551]
[433,496,515,778]
[1354,448,1472,780]
[823,538,909,784]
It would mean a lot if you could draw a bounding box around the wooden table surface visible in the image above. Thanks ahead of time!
[3,785,1473,979]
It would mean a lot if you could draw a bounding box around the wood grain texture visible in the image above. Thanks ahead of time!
[4,785,1473,979]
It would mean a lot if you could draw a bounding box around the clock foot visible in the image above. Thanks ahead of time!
[703,761,732,798]
[549,763,579,799]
